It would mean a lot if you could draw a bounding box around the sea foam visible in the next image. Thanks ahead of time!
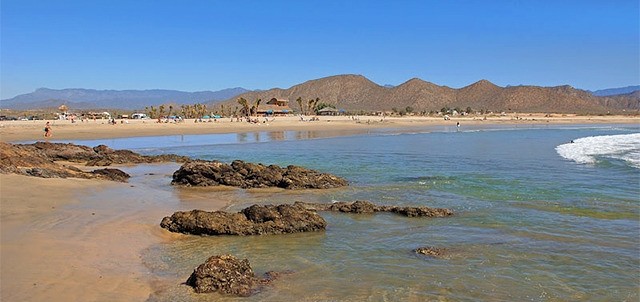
[556,133,640,168]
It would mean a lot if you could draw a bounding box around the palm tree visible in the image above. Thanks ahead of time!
[307,99,315,115]
[158,105,166,118]
[149,106,157,119]
[237,98,249,117]
[201,104,208,117]
[296,97,303,115]
[253,98,262,116]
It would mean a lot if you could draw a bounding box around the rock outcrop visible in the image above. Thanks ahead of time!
[0,142,188,181]
[160,204,327,236]
[171,160,348,189]
[186,254,288,296]
[295,200,453,217]
[25,142,189,166]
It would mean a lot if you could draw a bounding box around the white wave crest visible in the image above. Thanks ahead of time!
[556,133,640,168]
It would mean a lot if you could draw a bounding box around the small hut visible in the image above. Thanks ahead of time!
[317,107,339,116]
[257,98,293,116]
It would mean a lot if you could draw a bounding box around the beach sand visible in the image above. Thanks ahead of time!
[0,114,638,301]
[0,174,158,301]
[0,114,637,142]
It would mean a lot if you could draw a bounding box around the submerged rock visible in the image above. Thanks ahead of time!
[295,200,453,218]
[414,246,447,258]
[171,160,348,189]
[0,142,187,181]
[186,254,284,296]
[160,204,327,236]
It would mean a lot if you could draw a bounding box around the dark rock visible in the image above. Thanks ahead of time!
[160,204,327,236]
[0,141,189,182]
[295,200,453,218]
[186,255,258,296]
[414,246,447,258]
[171,160,348,189]
[186,255,292,296]
[91,168,131,182]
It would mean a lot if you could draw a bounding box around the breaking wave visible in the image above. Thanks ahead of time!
[556,133,640,169]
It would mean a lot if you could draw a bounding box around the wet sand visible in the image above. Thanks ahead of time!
[1,114,637,142]
[1,174,152,301]
[0,163,234,302]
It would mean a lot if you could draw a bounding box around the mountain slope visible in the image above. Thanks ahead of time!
[1,87,249,110]
[215,75,626,114]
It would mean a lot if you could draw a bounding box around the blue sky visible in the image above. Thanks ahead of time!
[1,0,638,99]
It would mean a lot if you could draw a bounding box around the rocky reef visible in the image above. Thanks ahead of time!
[295,200,453,217]
[171,159,348,189]
[0,142,188,182]
[186,254,287,296]
[160,204,327,236]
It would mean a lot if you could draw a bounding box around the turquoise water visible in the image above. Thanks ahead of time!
[70,124,640,301]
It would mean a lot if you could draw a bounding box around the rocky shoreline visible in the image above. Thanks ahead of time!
[0,142,189,182]
[2,142,455,297]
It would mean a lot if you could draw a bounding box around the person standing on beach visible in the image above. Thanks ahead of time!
[44,122,52,137]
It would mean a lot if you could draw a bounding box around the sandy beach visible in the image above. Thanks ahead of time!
[0,114,637,142]
[0,114,638,301]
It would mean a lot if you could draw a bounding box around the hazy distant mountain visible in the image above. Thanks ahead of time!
[214,74,636,113]
[0,87,249,110]
[597,90,640,111]
[591,86,640,97]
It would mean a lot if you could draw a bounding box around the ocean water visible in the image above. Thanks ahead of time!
[69,124,640,301]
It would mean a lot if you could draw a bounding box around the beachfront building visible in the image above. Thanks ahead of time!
[317,107,340,116]
[257,98,292,116]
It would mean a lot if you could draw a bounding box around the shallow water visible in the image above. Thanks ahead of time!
[67,124,639,301]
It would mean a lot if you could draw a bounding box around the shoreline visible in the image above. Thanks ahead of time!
[1,114,638,142]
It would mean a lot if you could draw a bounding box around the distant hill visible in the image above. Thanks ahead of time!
[213,74,638,114]
[0,87,249,110]
[591,86,640,97]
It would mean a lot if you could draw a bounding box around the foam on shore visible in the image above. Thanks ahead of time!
[556,133,640,168]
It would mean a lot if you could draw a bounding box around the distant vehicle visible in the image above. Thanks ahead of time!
[131,113,148,119]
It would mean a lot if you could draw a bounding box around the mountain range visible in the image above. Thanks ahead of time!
[0,87,249,110]
[214,75,639,114]
[2,75,638,113]
[591,86,640,97]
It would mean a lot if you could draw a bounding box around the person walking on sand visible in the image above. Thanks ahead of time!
[44,122,52,137]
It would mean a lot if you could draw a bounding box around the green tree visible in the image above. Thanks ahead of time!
[405,106,414,114]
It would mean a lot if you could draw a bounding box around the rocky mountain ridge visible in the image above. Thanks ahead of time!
[216,75,639,113]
